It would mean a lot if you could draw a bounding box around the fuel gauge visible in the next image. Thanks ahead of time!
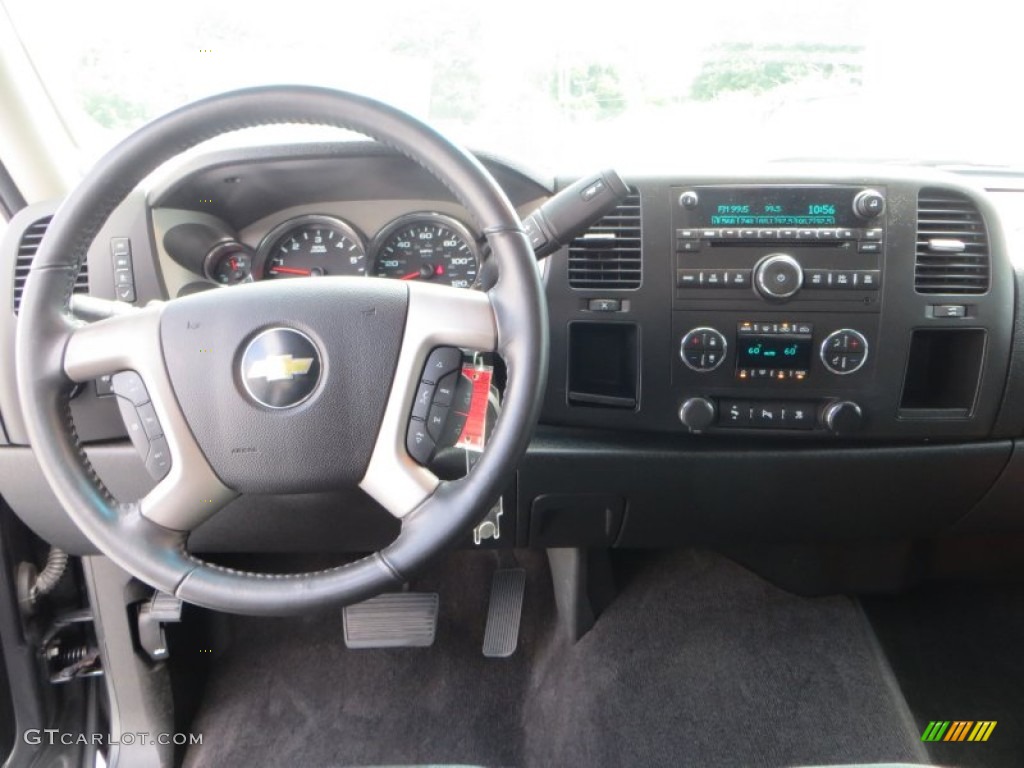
[205,242,254,286]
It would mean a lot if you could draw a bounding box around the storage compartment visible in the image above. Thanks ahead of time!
[567,322,639,409]
[530,494,625,546]
[899,329,986,416]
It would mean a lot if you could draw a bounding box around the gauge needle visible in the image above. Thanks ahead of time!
[399,271,421,280]
[269,265,312,276]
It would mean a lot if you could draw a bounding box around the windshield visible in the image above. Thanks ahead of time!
[3,0,1020,173]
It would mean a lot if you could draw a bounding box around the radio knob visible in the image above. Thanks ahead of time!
[822,401,863,435]
[679,190,699,209]
[853,189,886,219]
[754,253,803,300]
[680,397,716,432]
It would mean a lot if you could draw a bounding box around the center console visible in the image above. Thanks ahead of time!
[672,184,886,435]
[543,171,1014,441]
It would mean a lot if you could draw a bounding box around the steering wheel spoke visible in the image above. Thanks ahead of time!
[360,282,497,518]
[64,305,237,531]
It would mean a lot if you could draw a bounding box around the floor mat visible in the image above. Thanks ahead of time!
[523,551,929,767]
[183,550,554,768]
[865,584,1024,768]
[184,550,930,768]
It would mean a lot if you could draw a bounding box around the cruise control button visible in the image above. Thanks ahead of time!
[406,419,435,464]
[136,402,163,440]
[422,347,462,384]
[452,374,474,413]
[145,437,172,481]
[111,371,149,406]
[115,397,150,457]
[411,381,435,420]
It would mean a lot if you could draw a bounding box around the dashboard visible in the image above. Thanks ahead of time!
[3,142,1024,559]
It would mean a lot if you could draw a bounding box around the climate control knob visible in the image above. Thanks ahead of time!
[754,253,803,300]
[680,327,728,372]
[680,397,717,432]
[822,401,863,435]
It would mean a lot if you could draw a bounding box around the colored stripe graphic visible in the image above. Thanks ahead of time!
[921,721,950,742]
[923,720,997,742]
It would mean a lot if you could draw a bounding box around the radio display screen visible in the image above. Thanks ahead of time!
[697,186,860,228]
[737,335,812,370]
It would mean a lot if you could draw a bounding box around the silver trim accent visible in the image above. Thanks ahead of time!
[819,329,869,376]
[755,253,804,299]
[822,400,863,433]
[927,238,966,253]
[256,214,368,279]
[63,305,236,530]
[369,211,482,289]
[239,327,322,410]
[359,283,497,518]
[679,327,728,373]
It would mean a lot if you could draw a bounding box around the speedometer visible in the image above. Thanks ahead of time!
[372,214,480,288]
[259,215,366,279]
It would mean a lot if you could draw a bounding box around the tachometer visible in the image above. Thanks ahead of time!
[259,215,366,279]
[372,214,480,288]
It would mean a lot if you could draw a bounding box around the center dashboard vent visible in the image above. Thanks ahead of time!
[914,189,989,294]
[13,216,89,314]
[567,190,642,289]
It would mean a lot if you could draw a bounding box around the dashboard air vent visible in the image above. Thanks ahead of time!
[13,216,89,314]
[567,190,642,289]
[914,189,989,294]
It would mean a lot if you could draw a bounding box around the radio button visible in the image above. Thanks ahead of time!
[833,271,856,288]
[726,270,751,288]
[797,229,816,239]
[816,229,837,239]
[722,229,739,238]
[701,229,719,239]
[858,242,882,254]
[857,270,881,289]
[676,229,698,239]
[703,271,723,287]
[805,269,830,288]
[677,239,701,252]
[780,229,797,240]
[677,269,700,288]
[740,229,757,239]
[837,229,855,240]
[758,229,777,239]
[863,228,884,240]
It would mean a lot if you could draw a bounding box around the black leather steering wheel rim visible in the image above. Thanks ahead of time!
[15,86,548,615]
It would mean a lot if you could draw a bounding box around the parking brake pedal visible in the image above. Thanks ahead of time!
[482,568,526,658]
[343,593,439,649]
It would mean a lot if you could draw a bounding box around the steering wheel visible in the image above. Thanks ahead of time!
[15,86,548,615]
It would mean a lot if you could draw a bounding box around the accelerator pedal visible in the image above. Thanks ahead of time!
[343,592,439,649]
[482,568,526,658]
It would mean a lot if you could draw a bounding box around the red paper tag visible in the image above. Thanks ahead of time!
[454,364,493,452]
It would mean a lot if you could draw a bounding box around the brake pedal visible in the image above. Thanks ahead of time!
[482,568,526,658]
[343,592,438,649]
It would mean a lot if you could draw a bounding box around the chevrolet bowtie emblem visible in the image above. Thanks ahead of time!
[246,354,314,382]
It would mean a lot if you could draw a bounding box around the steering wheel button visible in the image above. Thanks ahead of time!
[115,397,151,457]
[406,419,435,465]
[422,347,463,384]
[433,372,458,407]
[136,402,163,440]
[145,437,172,481]
[411,381,435,420]
[426,404,450,441]
[111,371,149,406]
